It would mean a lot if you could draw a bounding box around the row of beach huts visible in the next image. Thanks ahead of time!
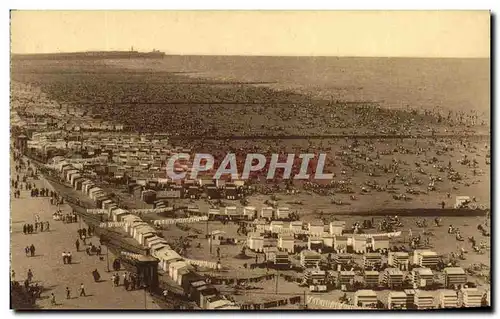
[50,161,240,310]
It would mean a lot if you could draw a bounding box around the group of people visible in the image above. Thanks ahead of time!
[111,272,142,291]
[77,226,95,244]
[62,251,73,264]
[22,221,50,234]
[29,186,51,198]
[62,213,78,224]
[24,244,36,257]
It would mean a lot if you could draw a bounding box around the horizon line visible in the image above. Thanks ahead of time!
[10,51,490,59]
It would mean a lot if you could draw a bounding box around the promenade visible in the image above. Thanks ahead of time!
[10,156,161,309]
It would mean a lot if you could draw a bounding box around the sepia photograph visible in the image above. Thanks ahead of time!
[8,10,491,311]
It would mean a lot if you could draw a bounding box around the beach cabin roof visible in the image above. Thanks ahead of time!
[210,230,225,236]
[137,226,156,234]
[160,249,181,261]
[414,268,433,276]
[113,209,129,217]
[170,261,189,271]
[147,236,166,246]
[444,267,465,275]
[330,221,347,226]
[389,291,407,298]
[130,222,149,230]
[210,299,231,309]
[150,242,169,252]
[309,220,324,226]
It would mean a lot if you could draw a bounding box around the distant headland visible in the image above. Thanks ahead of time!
[11,49,166,60]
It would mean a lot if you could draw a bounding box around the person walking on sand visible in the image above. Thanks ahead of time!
[27,269,33,282]
[51,293,56,305]
[30,244,35,257]
[79,283,86,297]
[75,239,80,252]
[66,287,71,299]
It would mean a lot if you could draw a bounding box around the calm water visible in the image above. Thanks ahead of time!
[109,56,489,119]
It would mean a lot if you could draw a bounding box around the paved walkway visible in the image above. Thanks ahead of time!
[10,156,160,309]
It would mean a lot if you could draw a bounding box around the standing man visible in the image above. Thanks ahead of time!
[79,283,86,297]
[66,287,71,299]
[75,239,80,252]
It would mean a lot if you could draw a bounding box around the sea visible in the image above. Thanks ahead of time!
[106,56,490,121]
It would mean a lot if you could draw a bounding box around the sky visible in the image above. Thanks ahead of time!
[10,10,490,57]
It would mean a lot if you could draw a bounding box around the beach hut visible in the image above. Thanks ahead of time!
[334,235,349,252]
[243,206,257,220]
[260,207,274,220]
[131,223,150,239]
[387,292,407,309]
[81,180,93,193]
[122,215,142,232]
[289,221,304,232]
[199,286,219,309]
[278,235,295,253]
[329,221,346,236]
[411,268,434,288]
[439,290,459,308]
[443,267,467,289]
[88,187,102,200]
[112,208,129,222]
[224,206,238,217]
[150,241,169,254]
[276,207,291,220]
[136,226,156,246]
[247,233,265,252]
[70,173,82,187]
[169,261,192,282]
[300,250,321,268]
[176,268,191,286]
[308,221,324,235]
[455,196,471,208]
[102,199,114,210]
[353,290,378,307]
[352,236,367,253]
[209,230,226,246]
[369,236,390,252]
[151,245,172,261]
[270,221,284,233]
[146,236,167,248]
[308,237,324,252]
[322,234,335,248]
[206,296,232,310]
